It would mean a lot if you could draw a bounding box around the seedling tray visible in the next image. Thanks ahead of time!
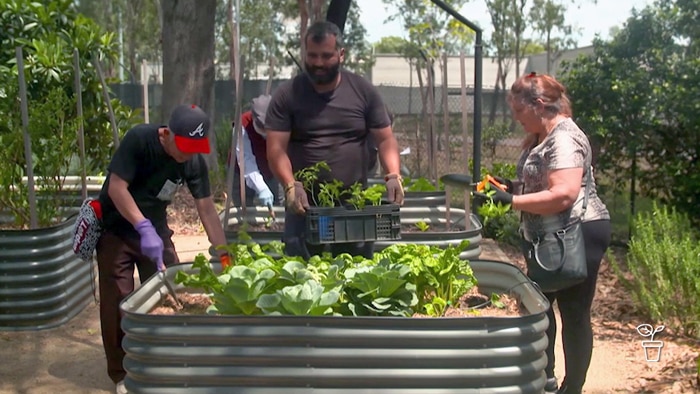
[305,203,401,244]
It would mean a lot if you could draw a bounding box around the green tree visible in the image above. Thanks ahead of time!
[529,0,578,74]
[74,0,161,82]
[0,0,139,227]
[374,36,410,54]
[216,0,287,80]
[560,0,700,224]
[281,0,375,76]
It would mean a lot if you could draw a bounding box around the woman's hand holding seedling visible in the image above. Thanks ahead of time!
[474,175,513,207]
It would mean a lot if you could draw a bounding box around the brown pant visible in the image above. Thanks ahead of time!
[95,231,179,384]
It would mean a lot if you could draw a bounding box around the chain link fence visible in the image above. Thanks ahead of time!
[375,83,524,183]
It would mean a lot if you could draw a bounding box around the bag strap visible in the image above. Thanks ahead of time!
[532,222,577,272]
[581,164,591,213]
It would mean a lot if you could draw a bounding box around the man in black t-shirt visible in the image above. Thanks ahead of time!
[265,21,404,259]
[96,104,229,393]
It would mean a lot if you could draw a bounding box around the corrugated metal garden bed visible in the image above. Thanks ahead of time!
[121,259,549,394]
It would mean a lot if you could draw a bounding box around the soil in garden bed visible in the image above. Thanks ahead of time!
[150,288,524,317]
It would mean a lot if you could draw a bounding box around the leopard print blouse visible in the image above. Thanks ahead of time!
[516,117,610,233]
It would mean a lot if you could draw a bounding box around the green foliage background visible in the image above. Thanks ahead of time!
[0,0,140,227]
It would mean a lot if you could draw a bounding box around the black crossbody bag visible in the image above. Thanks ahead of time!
[520,168,591,293]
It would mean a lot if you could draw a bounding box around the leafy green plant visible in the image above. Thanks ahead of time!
[347,183,386,209]
[342,260,418,317]
[488,163,517,181]
[317,179,346,207]
[0,0,139,228]
[402,177,443,192]
[610,202,700,338]
[210,265,277,315]
[257,280,341,316]
[415,221,430,232]
[490,293,505,309]
[476,186,511,225]
[294,161,331,200]
[295,161,388,209]
[375,241,476,317]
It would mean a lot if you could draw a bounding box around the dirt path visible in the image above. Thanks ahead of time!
[0,218,697,394]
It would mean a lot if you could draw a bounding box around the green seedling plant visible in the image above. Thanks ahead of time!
[374,241,476,317]
[295,161,389,209]
[317,179,347,207]
[347,183,387,209]
[476,182,512,227]
[415,221,430,232]
[490,293,505,309]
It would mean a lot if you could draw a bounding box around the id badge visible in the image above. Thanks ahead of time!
[156,179,180,201]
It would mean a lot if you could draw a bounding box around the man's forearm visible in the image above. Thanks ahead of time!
[196,197,228,254]
[108,176,145,226]
[269,151,295,185]
[377,135,401,175]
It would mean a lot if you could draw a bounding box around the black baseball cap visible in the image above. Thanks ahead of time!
[168,104,211,154]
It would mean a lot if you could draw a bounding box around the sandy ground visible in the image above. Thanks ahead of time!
[0,234,697,394]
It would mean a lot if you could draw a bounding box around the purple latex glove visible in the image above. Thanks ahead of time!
[134,219,165,271]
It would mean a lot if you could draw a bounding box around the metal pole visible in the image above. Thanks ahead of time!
[92,52,120,149]
[223,0,244,230]
[441,52,450,167]
[459,51,469,175]
[141,59,149,123]
[234,0,246,213]
[16,47,38,229]
[473,35,483,184]
[73,49,88,201]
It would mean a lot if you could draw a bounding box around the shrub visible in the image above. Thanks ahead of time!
[611,202,700,338]
[0,0,140,228]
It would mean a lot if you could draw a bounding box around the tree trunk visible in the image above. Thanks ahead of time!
[311,0,324,23]
[161,0,217,168]
[298,0,309,60]
[126,1,139,83]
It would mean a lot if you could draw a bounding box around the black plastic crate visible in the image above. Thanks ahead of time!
[305,203,401,244]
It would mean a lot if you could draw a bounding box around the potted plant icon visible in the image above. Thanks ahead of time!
[636,323,665,362]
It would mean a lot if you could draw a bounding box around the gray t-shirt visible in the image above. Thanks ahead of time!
[265,70,390,189]
[516,118,610,232]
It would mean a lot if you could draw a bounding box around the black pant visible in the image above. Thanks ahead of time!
[95,231,180,384]
[543,219,611,393]
[283,208,374,260]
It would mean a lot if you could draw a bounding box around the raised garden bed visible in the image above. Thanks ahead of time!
[0,215,96,331]
[220,206,483,261]
[121,259,550,393]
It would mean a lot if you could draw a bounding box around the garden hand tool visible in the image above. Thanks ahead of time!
[267,202,276,223]
[159,270,182,309]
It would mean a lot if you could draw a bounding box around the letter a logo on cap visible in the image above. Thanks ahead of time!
[189,122,205,137]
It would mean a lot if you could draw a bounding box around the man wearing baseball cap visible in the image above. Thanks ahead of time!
[95,104,229,394]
